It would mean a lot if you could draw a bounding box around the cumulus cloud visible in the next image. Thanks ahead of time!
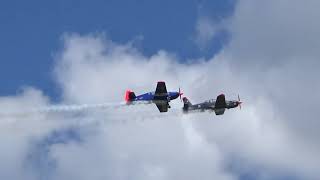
[193,16,229,51]
[52,33,235,180]
[0,88,64,180]
[1,0,320,179]
[194,17,219,49]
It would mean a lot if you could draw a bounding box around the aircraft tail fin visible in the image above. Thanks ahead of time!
[124,90,136,103]
[182,97,192,110]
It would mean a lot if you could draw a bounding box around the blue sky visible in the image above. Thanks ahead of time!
[0,0,235,100]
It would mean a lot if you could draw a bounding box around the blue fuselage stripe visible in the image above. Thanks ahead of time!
[133,92,179,102]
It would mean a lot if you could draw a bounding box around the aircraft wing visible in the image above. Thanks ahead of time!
[155,103,168,112]
[214,94,227,109]
[154,82,169,112]
[214,108,225,115]
[155,81,167,96]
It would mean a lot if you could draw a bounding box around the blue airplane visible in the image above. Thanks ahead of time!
[125,81,183,112]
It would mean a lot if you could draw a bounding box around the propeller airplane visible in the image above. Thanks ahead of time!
[182,94,242,115]
[125,81,183,113]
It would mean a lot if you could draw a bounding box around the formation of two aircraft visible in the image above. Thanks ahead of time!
[125,81,242,115]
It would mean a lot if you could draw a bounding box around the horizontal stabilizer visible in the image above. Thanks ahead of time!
[182,97,192,111]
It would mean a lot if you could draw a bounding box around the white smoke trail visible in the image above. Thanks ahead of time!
[0,101,124,117]
[38,102,127,113]
[0,101,179,120]
[71,108,185,127]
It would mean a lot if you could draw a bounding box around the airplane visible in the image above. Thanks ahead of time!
[182,94,242,115]
[124,81,183,113]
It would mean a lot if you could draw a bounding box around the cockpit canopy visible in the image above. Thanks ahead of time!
[205,99,215,103]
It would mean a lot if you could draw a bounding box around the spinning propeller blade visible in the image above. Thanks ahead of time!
[179,87,183,102]
[238,94,242,110]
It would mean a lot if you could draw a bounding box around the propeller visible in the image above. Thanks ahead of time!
[179,87,183,102]
[237,94,243,109]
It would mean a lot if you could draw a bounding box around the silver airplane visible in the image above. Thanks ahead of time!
[182,94,242,115]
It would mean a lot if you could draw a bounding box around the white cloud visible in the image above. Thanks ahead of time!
[194,16,222,50]
[1,0,320,179]
[51,33,235,180]
[0,88,64,180]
